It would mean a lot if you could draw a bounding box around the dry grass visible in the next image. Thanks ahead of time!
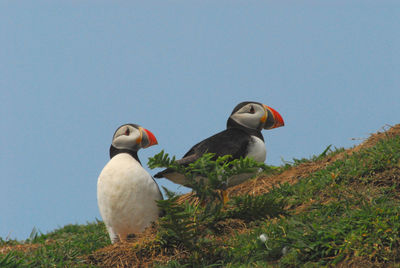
[0,243,42,255]
[87,218,252,267]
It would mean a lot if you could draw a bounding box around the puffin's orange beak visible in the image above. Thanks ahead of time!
[141,128,158,148]
[262,104,285,129]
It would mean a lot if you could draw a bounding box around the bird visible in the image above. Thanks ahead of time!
[154,101,284,189]
[97,123,163,243]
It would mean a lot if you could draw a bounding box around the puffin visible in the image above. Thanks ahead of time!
[154,101,284,188]
[97,124,163,243]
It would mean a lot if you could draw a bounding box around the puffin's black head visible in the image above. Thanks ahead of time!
[228,101,284,130]
[109,124,158,159]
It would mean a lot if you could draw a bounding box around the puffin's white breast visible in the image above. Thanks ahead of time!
[97,153,161,236]
[246,136,266,162]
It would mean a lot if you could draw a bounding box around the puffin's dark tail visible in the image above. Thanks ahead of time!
[154,168,172,179]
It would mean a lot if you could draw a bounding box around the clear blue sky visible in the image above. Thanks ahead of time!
[1,1,399,240]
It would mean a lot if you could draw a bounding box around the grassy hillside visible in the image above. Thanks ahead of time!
[1,125,400,267]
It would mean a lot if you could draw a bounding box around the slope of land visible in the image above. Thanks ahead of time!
[1,124,400,267]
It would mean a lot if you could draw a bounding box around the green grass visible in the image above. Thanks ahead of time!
[0,220,110,267]
[280,145,345,169]
[220,136,400,267]
[2,134,400,267]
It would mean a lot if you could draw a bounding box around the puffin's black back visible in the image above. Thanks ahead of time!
[154,127,260,178]
[182,128,253,160]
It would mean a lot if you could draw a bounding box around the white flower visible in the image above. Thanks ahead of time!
[282,246,289,256]
[259,233,268,243]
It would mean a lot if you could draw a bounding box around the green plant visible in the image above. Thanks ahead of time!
[149,151,272,201]
[226,192,286,222]
[0,251,23,268]
[149,151,285,265]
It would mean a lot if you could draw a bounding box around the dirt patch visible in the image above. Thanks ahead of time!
[0,241,48,255]
[336,256,387,268]
[372,166,400,189]
[212,218,250,236]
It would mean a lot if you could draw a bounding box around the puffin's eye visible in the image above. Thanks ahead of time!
[249,105,255,114]
[124,128,130,135]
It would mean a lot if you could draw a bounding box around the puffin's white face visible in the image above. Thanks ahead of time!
[112,124,157,151]
[230,102,284,130]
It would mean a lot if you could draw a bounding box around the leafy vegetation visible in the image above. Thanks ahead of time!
[148,150,273,201]
[1,127,400,267]
[149,152,286,265]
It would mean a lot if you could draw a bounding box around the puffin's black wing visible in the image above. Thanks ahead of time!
[154,128,251,178]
